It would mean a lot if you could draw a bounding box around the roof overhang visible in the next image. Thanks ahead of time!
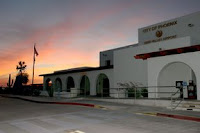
[39,65,113,77]
[134,44,200,60]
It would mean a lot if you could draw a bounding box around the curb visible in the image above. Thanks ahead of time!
[156,113,200,122]
[0,95,97,108]
[136,112,200,122]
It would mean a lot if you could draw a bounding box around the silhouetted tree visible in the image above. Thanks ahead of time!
[16,73,29,85]
[16,61,27,76]
[13,61,28,94]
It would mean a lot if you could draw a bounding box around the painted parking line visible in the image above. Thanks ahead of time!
[135,112,157,116]
[94,105,108,110]
[68,130,85,133]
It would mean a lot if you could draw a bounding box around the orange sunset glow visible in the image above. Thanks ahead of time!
[1,0,200,87]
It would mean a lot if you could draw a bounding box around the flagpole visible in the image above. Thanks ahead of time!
[32,43,36,86]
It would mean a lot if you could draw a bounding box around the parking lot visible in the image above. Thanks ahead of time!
[0,96,199,133]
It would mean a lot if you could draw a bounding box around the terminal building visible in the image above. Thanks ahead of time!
[40,11,200,100]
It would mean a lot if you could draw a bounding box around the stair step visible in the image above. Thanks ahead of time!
[182,104,200,109]
[175,107,200,112]
[167,106,200,112]
[170,100,200,111]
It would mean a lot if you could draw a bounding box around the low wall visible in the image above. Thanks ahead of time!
[40,90,172,107]
[40,90,78,98]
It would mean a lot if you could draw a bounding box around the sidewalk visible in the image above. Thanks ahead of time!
[1,94,200,122]
[0,94,95,107]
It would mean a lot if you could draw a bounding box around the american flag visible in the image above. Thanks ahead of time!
[34,45,39,56]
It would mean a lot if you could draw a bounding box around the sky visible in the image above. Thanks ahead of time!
[0,0,200,87]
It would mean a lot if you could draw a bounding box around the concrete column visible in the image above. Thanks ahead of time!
[89,74,96,96]
[61,77,67,91]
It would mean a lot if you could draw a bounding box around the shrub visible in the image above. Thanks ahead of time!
[22,87,32,96]
[33,88,41,96]
[0,87,12,94]
[127,88,141,98]
[118,82,142,98]
[141,88,148,97]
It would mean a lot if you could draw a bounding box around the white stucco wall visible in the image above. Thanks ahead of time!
[148,51,200,100]
[43,68,113,97]
[139,11,200,45]
[100,50,113,67]
[136,36,191,55]
[112,36,190,88]
[158,62,194,98]
[113,45,148,88]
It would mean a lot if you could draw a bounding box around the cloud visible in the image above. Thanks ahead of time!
[0,0,155,86]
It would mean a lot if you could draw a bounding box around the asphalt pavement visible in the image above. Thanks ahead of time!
[0,95,200,133]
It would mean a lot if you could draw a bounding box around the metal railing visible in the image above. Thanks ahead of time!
[171,88,183,110]
[42,86,186,109]
[51,86,179,100]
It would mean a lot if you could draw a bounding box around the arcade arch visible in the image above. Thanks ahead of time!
[157,62,196,99]
[66,76,75,92]
[96,73,110,97]
[80,75,90,96]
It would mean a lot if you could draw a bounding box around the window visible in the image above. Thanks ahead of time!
[106,60,110,66]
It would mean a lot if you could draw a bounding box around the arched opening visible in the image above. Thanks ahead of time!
[46,78,52,91]
[80,75,90,96]
[158,62,197,99]
[96,74,110,97]
[66,76,75,92]
[55,78,62,92]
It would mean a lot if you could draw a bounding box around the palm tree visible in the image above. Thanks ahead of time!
[13,61,27,94]
[16,61,27,76]
[16,61,29,84]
